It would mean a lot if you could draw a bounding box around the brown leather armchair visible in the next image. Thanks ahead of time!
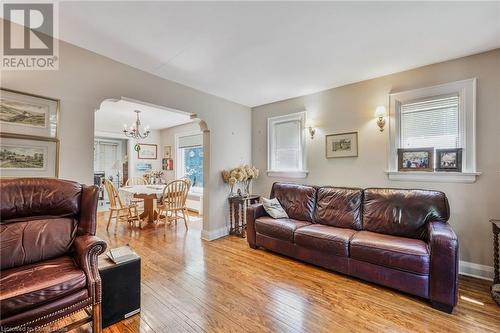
[0,178,107,332]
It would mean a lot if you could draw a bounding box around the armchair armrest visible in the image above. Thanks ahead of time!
[246,203,267,249]
[73,235,107,304]
[427,221,458,312]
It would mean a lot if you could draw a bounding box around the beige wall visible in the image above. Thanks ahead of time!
[1,35,252,238]
[252,49,500,276]
[159,122,201,183]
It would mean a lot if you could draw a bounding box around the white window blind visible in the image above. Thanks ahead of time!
[178,134,202,148]
[400,95,459,149]
[273,120,301,170]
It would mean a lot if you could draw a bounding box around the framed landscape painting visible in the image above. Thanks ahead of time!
[137,143,157,159]
[0,135,59,177]
[325,132,358,158]
[0,88,60,139]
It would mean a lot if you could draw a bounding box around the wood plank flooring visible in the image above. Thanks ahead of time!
[51,212,500,332]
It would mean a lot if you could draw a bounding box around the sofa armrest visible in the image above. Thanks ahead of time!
[73,235,107,304]
[246,203,267,249]
[427,221,459,312]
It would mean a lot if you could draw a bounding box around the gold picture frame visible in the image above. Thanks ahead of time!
[1,88,60,139]
[0,133,60,178]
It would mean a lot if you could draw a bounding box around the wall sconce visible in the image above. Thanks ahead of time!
[308,126,316,139]
[374,106,387,132]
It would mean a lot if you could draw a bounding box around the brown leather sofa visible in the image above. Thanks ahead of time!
[0,178,107,332]
[247,182,458,313]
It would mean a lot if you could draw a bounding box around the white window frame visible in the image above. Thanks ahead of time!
[175,130,204,191]
[387,78,480,183]
[267,111,308,178]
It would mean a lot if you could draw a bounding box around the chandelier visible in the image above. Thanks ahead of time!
[123,110,150,139]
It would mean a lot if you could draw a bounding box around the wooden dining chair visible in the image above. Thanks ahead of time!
[156,179,190,229]
[103,179,140,233]
[125,177,147,186]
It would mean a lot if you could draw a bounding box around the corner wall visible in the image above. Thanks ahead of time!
[251,49,500,277]
[1,35,252,239]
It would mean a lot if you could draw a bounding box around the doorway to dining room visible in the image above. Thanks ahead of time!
[93,97,208,230]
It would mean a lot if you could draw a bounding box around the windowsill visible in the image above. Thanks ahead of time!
[386,171,481,183]
[267,170,309,178]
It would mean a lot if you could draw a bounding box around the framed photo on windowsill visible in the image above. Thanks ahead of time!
[398,148,433,172]
[436,148,462,172]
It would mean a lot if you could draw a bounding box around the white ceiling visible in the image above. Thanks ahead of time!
[95,99,191,134]
[60,2,500,107]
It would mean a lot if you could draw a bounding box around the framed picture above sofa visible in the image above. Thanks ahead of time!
[325,132,358,158]
[436,148,462,172]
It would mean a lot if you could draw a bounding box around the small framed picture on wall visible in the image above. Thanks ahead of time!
[325,132,358,158]
[164,145,172,158]
[162,158,173,171]
[137,143,157,159]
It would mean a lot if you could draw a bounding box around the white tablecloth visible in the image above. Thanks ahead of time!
[118,185,166,204]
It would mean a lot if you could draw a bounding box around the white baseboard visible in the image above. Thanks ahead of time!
[201,226,229,241]
[459,260,494,281]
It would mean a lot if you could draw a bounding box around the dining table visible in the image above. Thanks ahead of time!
[119,184,166,226]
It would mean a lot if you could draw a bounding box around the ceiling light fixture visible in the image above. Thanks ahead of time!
[123,110,150,139]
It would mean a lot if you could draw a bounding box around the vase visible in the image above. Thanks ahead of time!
[244,180,251,197]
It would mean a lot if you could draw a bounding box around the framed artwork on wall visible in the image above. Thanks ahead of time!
[397,148,434,171]
[0,134,59,177]
[325,132,358,158]
[164,145,172,158]
[436,148,462,172]
[137,143,157,159]
[0,88,60,139]
[162,158,173,171]
[136,162,152,172]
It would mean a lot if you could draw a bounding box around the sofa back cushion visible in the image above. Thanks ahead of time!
[270,182,316,222]
[363,188,449,239]
[314,187,363,230]
[0,218,77,270]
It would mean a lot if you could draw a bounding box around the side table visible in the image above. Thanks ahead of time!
[98,251,141,328]
[491,219,500,305]
[228,195,260,237]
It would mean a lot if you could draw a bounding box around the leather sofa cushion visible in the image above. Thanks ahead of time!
[350,231,430,275]
[0,178,82,223]
[294,224,356,257]
[363,188,449,239]
[0,256,87,317]
[270,183,316,222]
[255,216,311,241]
[0,218,77,270]
[314,187,363,230]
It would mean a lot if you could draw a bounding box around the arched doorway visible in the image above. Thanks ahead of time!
[94,97,210,236]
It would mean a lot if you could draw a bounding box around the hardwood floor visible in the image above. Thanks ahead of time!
[52,212,500,332]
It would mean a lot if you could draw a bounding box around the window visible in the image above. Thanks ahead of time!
[388,78,479,183]
[176,133,203,189]
[93,139,119,177]
[267,112,307,178]
[400,95,459,149]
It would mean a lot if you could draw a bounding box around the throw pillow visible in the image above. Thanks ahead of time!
[262,197,288,219]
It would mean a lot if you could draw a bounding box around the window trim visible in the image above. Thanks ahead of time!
[387,78,480,183]
[267,111,308,178]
